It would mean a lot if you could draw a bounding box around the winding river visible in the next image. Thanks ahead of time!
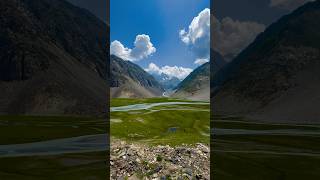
[0,134,108,157]
[0,101,208,157]
[111,101,209,112]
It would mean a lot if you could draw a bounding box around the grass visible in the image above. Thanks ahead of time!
[111,98,210,146]
[215,135,320,152]
[213,116,320,131]
[212,115,320,179]
[0,116,108,179]
[156,155,163,162]
[213,152,320,180]
[0,151,108,179]
[0,115,107,145]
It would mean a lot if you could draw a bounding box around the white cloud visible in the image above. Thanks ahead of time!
[110,34,156,61]
[110,40,131,60]
[194,58,209,65]
[212,16,265,61]
[180,8,210,65]
[270,0,315,10]
[145,63,193,80]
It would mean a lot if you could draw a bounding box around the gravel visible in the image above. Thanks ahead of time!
[110,140,210,180]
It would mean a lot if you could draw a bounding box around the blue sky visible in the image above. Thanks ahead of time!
[110,0,210,79]
[66,0,312,78]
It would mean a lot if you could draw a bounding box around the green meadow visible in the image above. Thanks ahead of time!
[213,116,320,179]
[0,115,107,145]
[0,152,108,179]
[0,115,107,179]
[111,98,210,146]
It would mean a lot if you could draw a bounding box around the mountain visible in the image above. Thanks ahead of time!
[152,73,181,91]
[212,49,227,75]
[0,0,107,116]
[173,62,210,101]
[172,50,225,101]
[210,49,228,99]
[212,0,320,123]
[110,55,164,98]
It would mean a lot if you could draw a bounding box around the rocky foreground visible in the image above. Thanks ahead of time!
[110,140,210,179]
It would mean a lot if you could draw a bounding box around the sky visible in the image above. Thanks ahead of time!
[66,0,315,79]
[110,0,210,80]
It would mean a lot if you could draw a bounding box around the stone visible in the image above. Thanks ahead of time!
[110,139,210,180]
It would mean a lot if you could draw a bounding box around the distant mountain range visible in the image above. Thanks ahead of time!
[151,73,181,91]
[110,55,164,98]
[212,0,320,124]
[110,53,213,100]
[0,0,107,116]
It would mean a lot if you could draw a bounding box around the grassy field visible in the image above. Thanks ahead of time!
[111,98,210,146]
[0,115,107,145]
[213,152,320,180]
[212,116,320,180]
[0,115,108,179]
[0,151,108,179]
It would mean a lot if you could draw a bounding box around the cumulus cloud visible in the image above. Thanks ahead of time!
[180,8,210,65]
[270,0,315,10]
[194,58,209,65]
[212,15,265,61]
[145,63,193,80]
[110,34,156,61]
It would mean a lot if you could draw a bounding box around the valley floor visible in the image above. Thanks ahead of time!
[110,98,210,179]
[213,115,320,180]
[0,151,107,179]
[0,115,108,179]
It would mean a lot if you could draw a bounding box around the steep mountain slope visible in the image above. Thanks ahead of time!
[0,0,107,116]
[173,50,225,101]
[173,62,210,101]
[110,55,164,98]
[212,50,227,75]
[212,0,320,123]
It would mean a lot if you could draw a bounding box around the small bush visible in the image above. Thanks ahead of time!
[156,155,163,162]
